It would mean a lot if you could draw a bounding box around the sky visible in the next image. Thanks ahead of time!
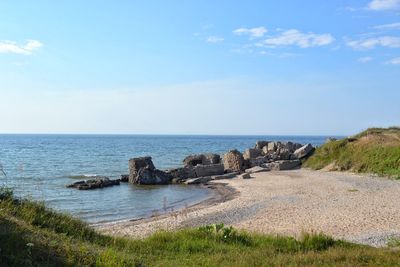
[0,0,399,136]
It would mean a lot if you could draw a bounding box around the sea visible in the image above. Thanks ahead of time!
[0,134,336,224]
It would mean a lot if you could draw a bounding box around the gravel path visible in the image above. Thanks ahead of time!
[97,169,400,247]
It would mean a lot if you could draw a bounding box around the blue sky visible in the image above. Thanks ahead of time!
[0,0,399,135]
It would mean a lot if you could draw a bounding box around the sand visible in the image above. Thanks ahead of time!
[97,169,400,247]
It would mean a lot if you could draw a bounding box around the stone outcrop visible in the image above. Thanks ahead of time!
[166,167,196,181]
[243,148,263,160]
[128,157,155,183]
[255,141,269,150]
[293,144,315,159]
[129,156,172,185]
[194,164,224,177]
[67,177,120,190]
[183,153,221,167]
[134,167,172,185]
[223,149,244,172]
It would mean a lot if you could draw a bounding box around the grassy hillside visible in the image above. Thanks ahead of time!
[304,127,400,178]
[1,189,400,266]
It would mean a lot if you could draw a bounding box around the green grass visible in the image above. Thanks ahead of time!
[304,127,400,178]
[1,189,400,266]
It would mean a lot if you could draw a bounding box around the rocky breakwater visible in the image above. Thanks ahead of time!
[242,141,315,175]
[68,141,316,188]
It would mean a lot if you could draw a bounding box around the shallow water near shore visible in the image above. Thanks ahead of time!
[0,134,333,223]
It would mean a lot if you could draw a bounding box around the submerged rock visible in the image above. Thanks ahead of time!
[67,177,120,190]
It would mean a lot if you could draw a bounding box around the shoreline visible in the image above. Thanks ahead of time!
[93,182,238,229]
[97,169,400,247]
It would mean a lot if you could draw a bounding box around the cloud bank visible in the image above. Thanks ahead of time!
[0,40,43,55]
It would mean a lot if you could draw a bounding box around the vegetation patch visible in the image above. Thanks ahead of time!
[1,188,400,266]
[304,127,400,178]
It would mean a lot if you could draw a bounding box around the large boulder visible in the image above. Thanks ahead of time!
[243,148,263,160]
[183,153,221,167]
[255,141,269,150]
[134,167,172,185]
[194,164,224,177]
[266,142,278,153]
[293,144,315,159]
[128,156,155,183]
[223,149,244,172]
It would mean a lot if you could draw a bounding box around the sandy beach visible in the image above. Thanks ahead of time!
[97,169,400,247]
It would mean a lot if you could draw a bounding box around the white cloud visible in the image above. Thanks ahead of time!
[206,36,224,43]
[0,39,43,55]
[358,56,373,63]
[261,29,335,48]
[386,56,400,64]
[368,0,400,10]
[347,36,400,49]
[373,22,400,30]
[233,27,268,38]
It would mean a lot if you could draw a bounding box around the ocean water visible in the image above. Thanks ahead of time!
[0,134,334,224]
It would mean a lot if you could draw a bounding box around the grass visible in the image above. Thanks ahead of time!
[1,189,400,266]
[304,127,400,178]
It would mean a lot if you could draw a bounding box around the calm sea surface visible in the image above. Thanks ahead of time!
[0,134,336,224]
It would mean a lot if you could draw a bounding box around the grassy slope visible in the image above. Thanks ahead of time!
[304,127,400,178]
[1,190,400,266]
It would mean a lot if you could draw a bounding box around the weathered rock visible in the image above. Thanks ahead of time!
[293,144,315,159]
[255,141,269,150]
[166,167,196,180]
[194,164,224,177]
[240,173,252,179]
[128,156,155,183]
[245,166,270,174]
[276,148,292,160]
[120,174,129,182]
[211,172,239,180]
[183,153,221,167]
[184,176,212,185]
[263,159,301,171]
[67,177,120,190]
[248,156,270,167]
[267,142,277,152]
[223,149,244,172]
[243,148,263,160]
[134,167,172,185]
